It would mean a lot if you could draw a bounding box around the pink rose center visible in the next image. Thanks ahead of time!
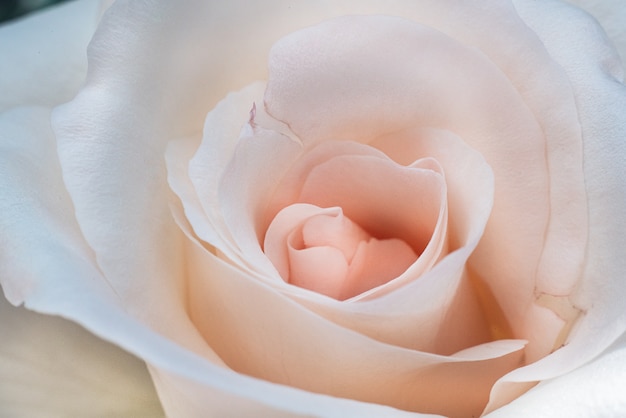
[264,148,447,300]
[273,205,418,300]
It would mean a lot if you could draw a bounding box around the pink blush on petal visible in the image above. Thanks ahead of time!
[267,204,418,300]
[300,210,370,263]
[341,237,417,300]
[288,245,349,299]
[263,148,447,300]
[298,153,444,255]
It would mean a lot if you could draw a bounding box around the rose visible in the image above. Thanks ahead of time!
[1,1,625,417]
[1,1,620,416]
[0,1,620,416]
[1,0,620,414]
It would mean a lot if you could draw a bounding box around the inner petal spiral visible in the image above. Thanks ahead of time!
[265,204,417,300]
[261,147,448,300]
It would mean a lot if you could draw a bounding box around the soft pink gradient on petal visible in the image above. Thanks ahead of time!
[298,153,444,255]
[264,204,331,281]
[265,141,392,231]
[301,209,370,263]
[176,103,496,356]
[343,237,417,300]
[266,204,417,300]
[288,245,349,299]
[262,14,588,368]
[180,207,526,418]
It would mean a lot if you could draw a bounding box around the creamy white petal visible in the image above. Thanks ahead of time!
[0,106,207,413]
[51,4,213,355]
[564,0,626,65]
[0,0,104,112]
[487,0,626,412]
[487,334,626,417]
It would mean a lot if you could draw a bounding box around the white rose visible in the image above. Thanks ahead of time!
[1,0,625,416]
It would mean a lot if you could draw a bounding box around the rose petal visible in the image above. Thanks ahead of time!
[371,129,488,250]
[265,140,394,227]
[52,1,210,340]
[486,0,626,412]
[298,153,444,256]
[266,203,418,300]
[300,208,371,263]
[181,209,527,418]
[170,82,274,275]
[342,236,418,300]
[189,83,267,250]
[0,0,104,112]
[0,106,217,365]
[564,0,626,65]
[288,245,350,299]
[264,204,333,281]
[488,334,626,417]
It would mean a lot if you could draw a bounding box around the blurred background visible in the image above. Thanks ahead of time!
[0,0,70,23]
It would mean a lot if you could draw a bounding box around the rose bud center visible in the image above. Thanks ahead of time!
[264,149,447,301]
[267,205,418,300]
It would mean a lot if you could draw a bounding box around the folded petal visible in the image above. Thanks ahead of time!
[564,0,626,65]
[487,0,626,411]
[51,3,202,341]
[263,14,554,346]
[181,206,526,418]
[487,334,626,417]
[0,0,104,112]
[0,106,218,392]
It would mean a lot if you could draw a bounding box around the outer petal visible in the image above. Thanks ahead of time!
[55,0,363,140]
[51,1,216,353]
[487,0,626,412]
[487,335,626,417]
[564,0,626,64]
[0,0,105,112]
